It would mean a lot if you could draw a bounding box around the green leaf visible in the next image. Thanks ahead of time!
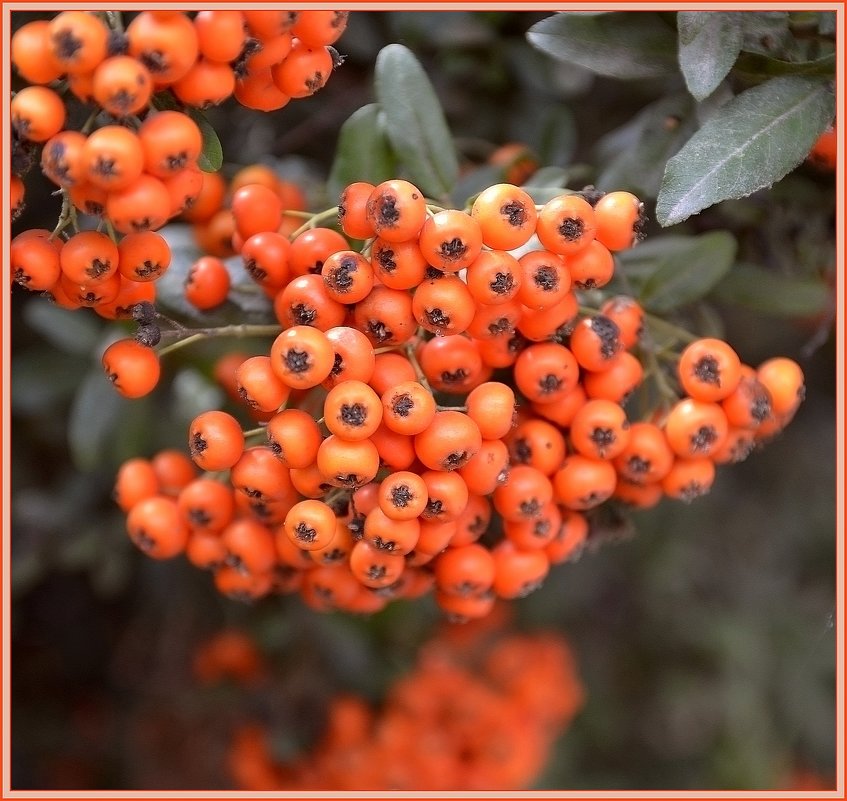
[711,263,831,317]
[374,43,459,200]
[23,300,101,355]
[677,12,744,100]
[507,98,577,168]
[594,92,697,199]
[526,12,679,79]
[189,109,224,173]
[732,51,836,81]
[655,76,835,227]
[68,367,128,471]
[623,231,737,313]
[326,103,397,201]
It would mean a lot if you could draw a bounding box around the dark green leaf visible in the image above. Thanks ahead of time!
[527,12,679,79]
[23,300,101,355]
[326,103,397,201]
[677,12,744,100]
[594,92,697,199]
[818,11,836,36]
[189,109,224,173]
[625,231,737,313]
[712,262,831,317]
[374,44,459,200]
[738,12,791,56]
[733,51,836,81]
[507,98,577,167]
[655,77,835,226]
[68,366,128,471]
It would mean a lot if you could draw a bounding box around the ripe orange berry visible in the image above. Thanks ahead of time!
[11,20,63,84]
[316,435,380,489]
[370,237,429,290]
[101,338,161,398]
[126,495,189,559]
[323,380,383,441]
[274,273,346,331]
[82,125,144,192]
[535,193,596,256]
[506,418,566,477]
[513,341,579,404]
[363,507,420,555]
[323,326,376,389]
[663,398,729,459]
[271,40,334,98]
[194,10,247,63]
[138,110,203,178]
[269,325,335,389]
[126,11,199,85]
[178,478,236,533]
[241,231,291,291]
[490,540,550,599]
[380,380,437,436]
[185,256,231,310]
[660,457,716,502]
[172,57,236,108]
[417,335,485,394]
[565,240,615,290]
[612,422,675,484]
[11,86,66,143]
[414,411,482,473]
[235,356,291,413]
[188,410,245,471]
[266,408,322,469]
[231,182,283,239]
[412,273,476,337]
[338,181,376,240]
[377,471,429,521]
[434,542,495,597]
[106,173,172,234]
[598,295,644,350]
[419,470,470,523]
[292,10,349,46]
[493,464,553,522]
[465,249,522,306]
[516,250,571,310]
[117,230,171,282]
[11,232,62,291]
[465,381,516,440]
[593,191,644,251]
[677,338,742,402]
[418,209,483,273]
[92,56,153,116]
[756,357,805,418]
[348,539,405,589]
[552,455,617,511]
[569,399,632,460]
[365,179,427,243]
[470,183,538,251]
[114,457,160,513]
[48,11,109,75]
[352,285,417,347]
[284,499,338,551]
[321,251,374,304]
[41,130,88,188]
[569,314,623,372]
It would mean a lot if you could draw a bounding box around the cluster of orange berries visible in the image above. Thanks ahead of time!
[110,176,806,619]
[9,10,346,316]
[224,616,583,791]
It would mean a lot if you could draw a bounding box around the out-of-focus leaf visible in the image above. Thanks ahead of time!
[738,12,791,56]
[677,12,744,100]
[712,262,831,317]
[11,349,86,414]
[23,300,102,355]
[594,92,697,199]
[374,44,459,200]
[623,231,737,313]
[327,103,397,201]
[527,12,679,79]
[655,77,835,226]
[507,98,577,168]
[818,11,836,35]
[68,368,129,471]
[732,51,836,80]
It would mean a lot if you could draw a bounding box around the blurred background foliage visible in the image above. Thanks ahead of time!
[10,10,836,791]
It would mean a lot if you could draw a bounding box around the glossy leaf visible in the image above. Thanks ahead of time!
[677,12,744,100]
[526,12,679,79]
[712,263,831,317]
[374,44,459,200]
[327,103,397,201]
[656,76,835,226]
[732,51,836,81]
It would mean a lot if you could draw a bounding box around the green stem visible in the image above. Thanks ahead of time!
[156,323,281,357]
[288,206,340,239]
